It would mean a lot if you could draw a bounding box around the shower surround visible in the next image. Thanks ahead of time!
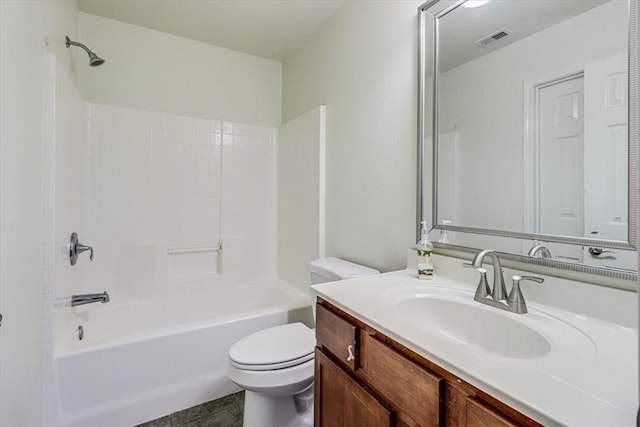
[41,54,308,426]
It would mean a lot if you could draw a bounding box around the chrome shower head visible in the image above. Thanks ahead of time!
[87,52,105,67]
[65,36,105,67]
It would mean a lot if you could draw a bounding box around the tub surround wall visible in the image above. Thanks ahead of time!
[282,1,423,272]
[278,106,326,294]
[84,103,277,290]
[78,13,282,127]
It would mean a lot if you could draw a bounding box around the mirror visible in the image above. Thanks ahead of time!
[419,0,638,278]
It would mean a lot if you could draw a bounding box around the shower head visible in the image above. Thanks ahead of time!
[65,36,105,67]
[87,51,105,67]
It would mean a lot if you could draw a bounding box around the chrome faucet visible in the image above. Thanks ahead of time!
[527,245,552,259]
[71,291,109,307]
[466,249,507,300]
[464,250,543,314]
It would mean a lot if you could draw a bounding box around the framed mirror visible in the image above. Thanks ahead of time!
[418,0,638,281]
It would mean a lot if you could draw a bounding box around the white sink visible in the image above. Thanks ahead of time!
[383,284,595,360]
[395,296,551,358]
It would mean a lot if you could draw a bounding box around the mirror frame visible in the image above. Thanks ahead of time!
[418,0,639,282]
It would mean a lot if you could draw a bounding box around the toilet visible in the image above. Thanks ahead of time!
[228,257,380,427]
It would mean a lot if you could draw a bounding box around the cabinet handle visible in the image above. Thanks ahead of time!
[347,344,355,362]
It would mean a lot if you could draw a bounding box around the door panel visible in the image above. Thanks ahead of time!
[584,53,632,269]
[538,75,584,261]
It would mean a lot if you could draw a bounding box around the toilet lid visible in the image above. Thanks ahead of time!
[229,323,315,371]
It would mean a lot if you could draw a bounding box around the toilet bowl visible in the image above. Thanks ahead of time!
[228,257,379,427]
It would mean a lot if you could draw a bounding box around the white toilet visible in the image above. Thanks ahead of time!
[228,257,379,427]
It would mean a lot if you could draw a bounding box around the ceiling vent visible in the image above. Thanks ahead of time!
[474,28,513,48]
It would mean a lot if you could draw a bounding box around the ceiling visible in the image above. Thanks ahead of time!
[432,0,611,71]
[76,0,345,61]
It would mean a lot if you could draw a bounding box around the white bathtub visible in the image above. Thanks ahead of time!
[50,278,313,426]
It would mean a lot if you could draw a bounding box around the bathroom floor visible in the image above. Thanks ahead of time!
[136,392,244,427]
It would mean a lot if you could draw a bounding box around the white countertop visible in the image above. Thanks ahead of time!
[311,269,638,426]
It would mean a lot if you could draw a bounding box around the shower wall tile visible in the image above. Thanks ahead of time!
[84,105,276,286]
[220,122,277,280]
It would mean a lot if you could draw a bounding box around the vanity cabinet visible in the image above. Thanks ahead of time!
[314,299,541,427]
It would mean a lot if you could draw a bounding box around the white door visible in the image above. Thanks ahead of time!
[583,54,634,269]
[538,75,584,261]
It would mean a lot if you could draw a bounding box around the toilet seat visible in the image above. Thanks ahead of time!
[229,323,315,371]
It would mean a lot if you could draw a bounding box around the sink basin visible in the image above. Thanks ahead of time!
[396,296,551,359]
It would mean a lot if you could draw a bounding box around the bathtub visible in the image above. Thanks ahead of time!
[50,277,313,426]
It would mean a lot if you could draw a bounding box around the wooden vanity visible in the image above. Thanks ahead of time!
[314,299,542,427]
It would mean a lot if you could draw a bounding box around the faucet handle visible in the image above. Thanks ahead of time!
[463,263,485,273]
[516,275,544,284]
[507,275,544,314]
[69,232,94,265]
[463,263,490,299]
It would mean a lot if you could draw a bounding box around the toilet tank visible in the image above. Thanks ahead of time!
[309,257,380,284]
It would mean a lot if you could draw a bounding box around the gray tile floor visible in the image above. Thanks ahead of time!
[137,392,244,427]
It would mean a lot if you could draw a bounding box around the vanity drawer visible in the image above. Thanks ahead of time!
[367,335,444,427]
[316,303,359,371]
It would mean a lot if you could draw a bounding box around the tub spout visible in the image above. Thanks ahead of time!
[71,291,110,307]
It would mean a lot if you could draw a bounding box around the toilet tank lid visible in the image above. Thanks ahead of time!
[309,257,380,280]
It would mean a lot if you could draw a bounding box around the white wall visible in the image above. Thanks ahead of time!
[78,13,282,127]
[0,1,79,425]
[283,1,423,272]
[278,106,326,293]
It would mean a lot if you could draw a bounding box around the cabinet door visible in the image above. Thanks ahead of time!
[367,336,444,426]
[315,348,392,427]
[466,397,518,427]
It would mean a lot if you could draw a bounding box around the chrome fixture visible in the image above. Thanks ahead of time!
[69,232,94,265]
[65,36,105,67]
[71,291,109,307]
[507,275,544,314]
[464,250,544,314]
[527,245,552,259]
[588,247,615,257]
[466,249,507,300]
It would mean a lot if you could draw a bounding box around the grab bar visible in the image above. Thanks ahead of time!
[167,245,221,255]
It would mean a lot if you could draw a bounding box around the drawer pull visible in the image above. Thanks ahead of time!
[347,344,356,362]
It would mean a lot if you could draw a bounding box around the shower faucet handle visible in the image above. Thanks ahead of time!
[69,232,94,265]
